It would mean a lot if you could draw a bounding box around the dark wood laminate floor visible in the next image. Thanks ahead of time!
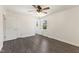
[1,34,79,53]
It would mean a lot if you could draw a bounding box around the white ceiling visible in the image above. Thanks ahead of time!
[2,5,78,17]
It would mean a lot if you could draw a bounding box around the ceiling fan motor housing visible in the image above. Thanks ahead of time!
[37,5,42,12]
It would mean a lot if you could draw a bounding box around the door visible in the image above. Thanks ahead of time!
[35,18,42,34]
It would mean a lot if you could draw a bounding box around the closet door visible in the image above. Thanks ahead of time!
[5,15,18,41]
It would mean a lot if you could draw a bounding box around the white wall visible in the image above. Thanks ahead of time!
[41,7,79,47]
[0,6,4,50]
[5,10,36,41]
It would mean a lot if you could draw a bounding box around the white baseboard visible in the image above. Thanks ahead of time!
[4,33,36,41]
[41,34,79,47]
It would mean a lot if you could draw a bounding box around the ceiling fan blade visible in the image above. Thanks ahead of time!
[28,10,35,12]
[43,7,50,10]
[32,5,37,9]
[42,12,47,14]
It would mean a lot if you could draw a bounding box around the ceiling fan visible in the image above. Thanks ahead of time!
[32,5,50,14]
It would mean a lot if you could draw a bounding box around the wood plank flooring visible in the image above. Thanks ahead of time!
[1,34,79,53]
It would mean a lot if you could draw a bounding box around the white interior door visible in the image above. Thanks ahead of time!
[35,18,42,34]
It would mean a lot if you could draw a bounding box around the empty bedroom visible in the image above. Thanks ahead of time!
[0,5,79,53]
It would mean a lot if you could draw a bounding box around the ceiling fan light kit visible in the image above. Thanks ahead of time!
[36,12,46,17]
